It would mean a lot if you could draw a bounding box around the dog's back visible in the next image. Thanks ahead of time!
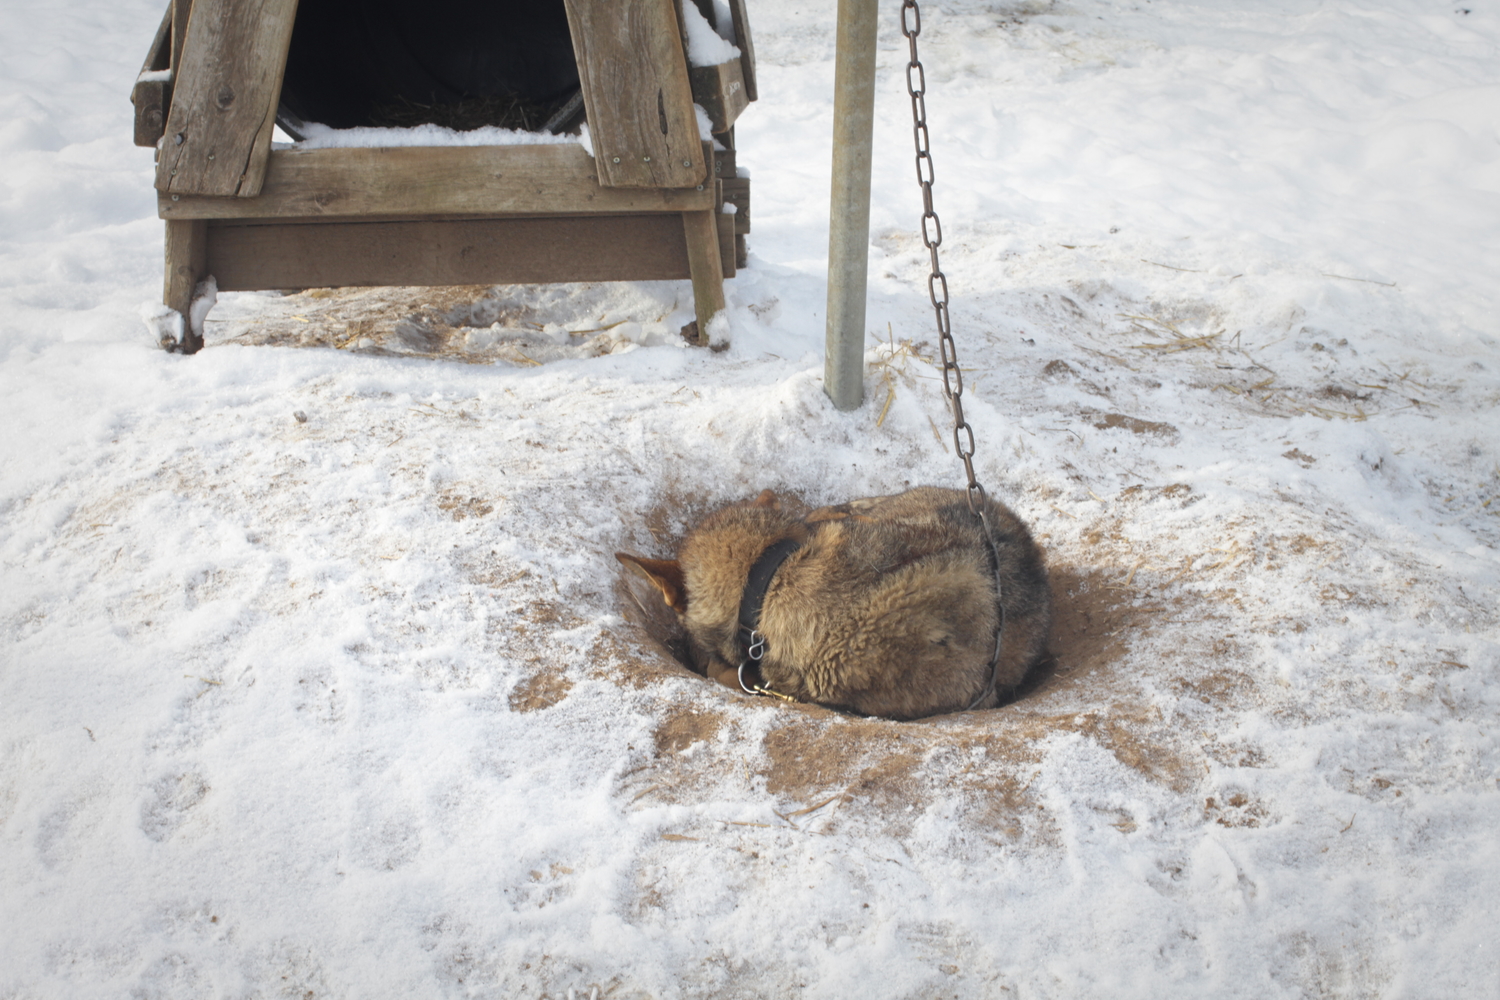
[652,486,1051,720]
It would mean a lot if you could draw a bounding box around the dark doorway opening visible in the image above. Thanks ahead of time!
[278,0,583,135]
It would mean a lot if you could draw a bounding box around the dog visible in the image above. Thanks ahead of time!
[617,486,1051,720]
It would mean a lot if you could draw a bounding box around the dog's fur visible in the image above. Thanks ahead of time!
[617,486,1051,720]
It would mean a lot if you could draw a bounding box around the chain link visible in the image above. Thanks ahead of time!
[902,0,1007,709]
[901,0,984,511]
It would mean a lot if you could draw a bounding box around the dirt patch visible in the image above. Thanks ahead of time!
[1082,409,1181,440]
[1204,790,1273,828]
[1283,448,1317,467]
[604,491,1222,840]
[1029,566,1134,693]
[1172,668,1256,708]
[653,707,727,755]
[588,628,695,691]
[208,283,682,364]
[1203,740,1267,769]
[508,670,573,713]
[436,492,494,521]
[761,716,916,799]
[522,600,586,628]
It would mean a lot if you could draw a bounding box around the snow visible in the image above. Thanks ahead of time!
[682,1,742,68]
[287,120,579,150]
[3,0,1499,997]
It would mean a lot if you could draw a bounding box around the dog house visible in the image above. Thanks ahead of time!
[132,0,756,353]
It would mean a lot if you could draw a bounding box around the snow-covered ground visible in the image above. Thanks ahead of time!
[3,0,1499,996]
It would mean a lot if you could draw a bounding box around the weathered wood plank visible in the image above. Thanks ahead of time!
[681,209,725,343]
[717,211,736,278]
[728,0,758,103]
[164,218,208,352]
[562,0,705,189]
[155,0,298,198]
[713,145,735,176]
[689,57,750,134]
[204,215,694,290]
[171,0,191,74]
[159,145,715,221]
[132,5,174,147]
[721,176,750,235]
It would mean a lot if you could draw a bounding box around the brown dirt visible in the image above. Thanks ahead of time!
[653,708,727,755]
[436,492,495,521]
[1204,790,1273,828]
[1081,409,1182,440]
[604,556,1213,843]
[508,670,573,713]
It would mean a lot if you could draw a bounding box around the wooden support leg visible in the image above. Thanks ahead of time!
[681,209,726,347]
[164,218,207,353]
[717,211,737,278]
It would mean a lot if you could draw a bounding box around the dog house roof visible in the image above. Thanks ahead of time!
[153,0,755,199]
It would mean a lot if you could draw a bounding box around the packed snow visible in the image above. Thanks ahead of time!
[2,1,1498,998]
[683,1,744,67]
[286,120,581,150]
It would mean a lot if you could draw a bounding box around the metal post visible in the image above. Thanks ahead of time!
[824,0,879,411]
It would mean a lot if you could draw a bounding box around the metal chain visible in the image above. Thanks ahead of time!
[901,0,1007,709]
[900,0,984,514]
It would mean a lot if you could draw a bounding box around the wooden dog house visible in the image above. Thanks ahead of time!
[132,0,756,353]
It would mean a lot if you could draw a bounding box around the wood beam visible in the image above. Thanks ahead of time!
[203,215,698,291]
[155,0,298,197]
[164,218,208,353]
[562,0,706,189]
[159,145,715,221]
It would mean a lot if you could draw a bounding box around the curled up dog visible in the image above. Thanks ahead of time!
[617,486,1052,721]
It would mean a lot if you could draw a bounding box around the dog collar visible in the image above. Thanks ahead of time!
[735,537,802,698]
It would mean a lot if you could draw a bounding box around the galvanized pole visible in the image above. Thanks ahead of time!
[824,0,879,411]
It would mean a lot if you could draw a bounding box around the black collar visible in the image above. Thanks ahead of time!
[736,537,802,660]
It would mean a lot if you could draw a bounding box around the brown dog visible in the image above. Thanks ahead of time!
[617,486,1051,720]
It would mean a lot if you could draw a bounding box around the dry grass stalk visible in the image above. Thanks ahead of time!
[869,325,938,429]
[1119,313,1223,353]
[783,792,848,818]
[1289,403,1368,422]
[1198,540,1249,573]
[369,92,576,133]
[629,784,664,804]
[1140,259,1203,273]
[877,386,896,428]
[1321,273,1397,288]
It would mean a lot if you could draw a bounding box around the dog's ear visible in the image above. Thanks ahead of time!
[754,489,780,509]
[615,553,688,613]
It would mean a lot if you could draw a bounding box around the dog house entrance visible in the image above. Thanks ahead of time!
[132,0,756,353]
[276,0,585,137]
